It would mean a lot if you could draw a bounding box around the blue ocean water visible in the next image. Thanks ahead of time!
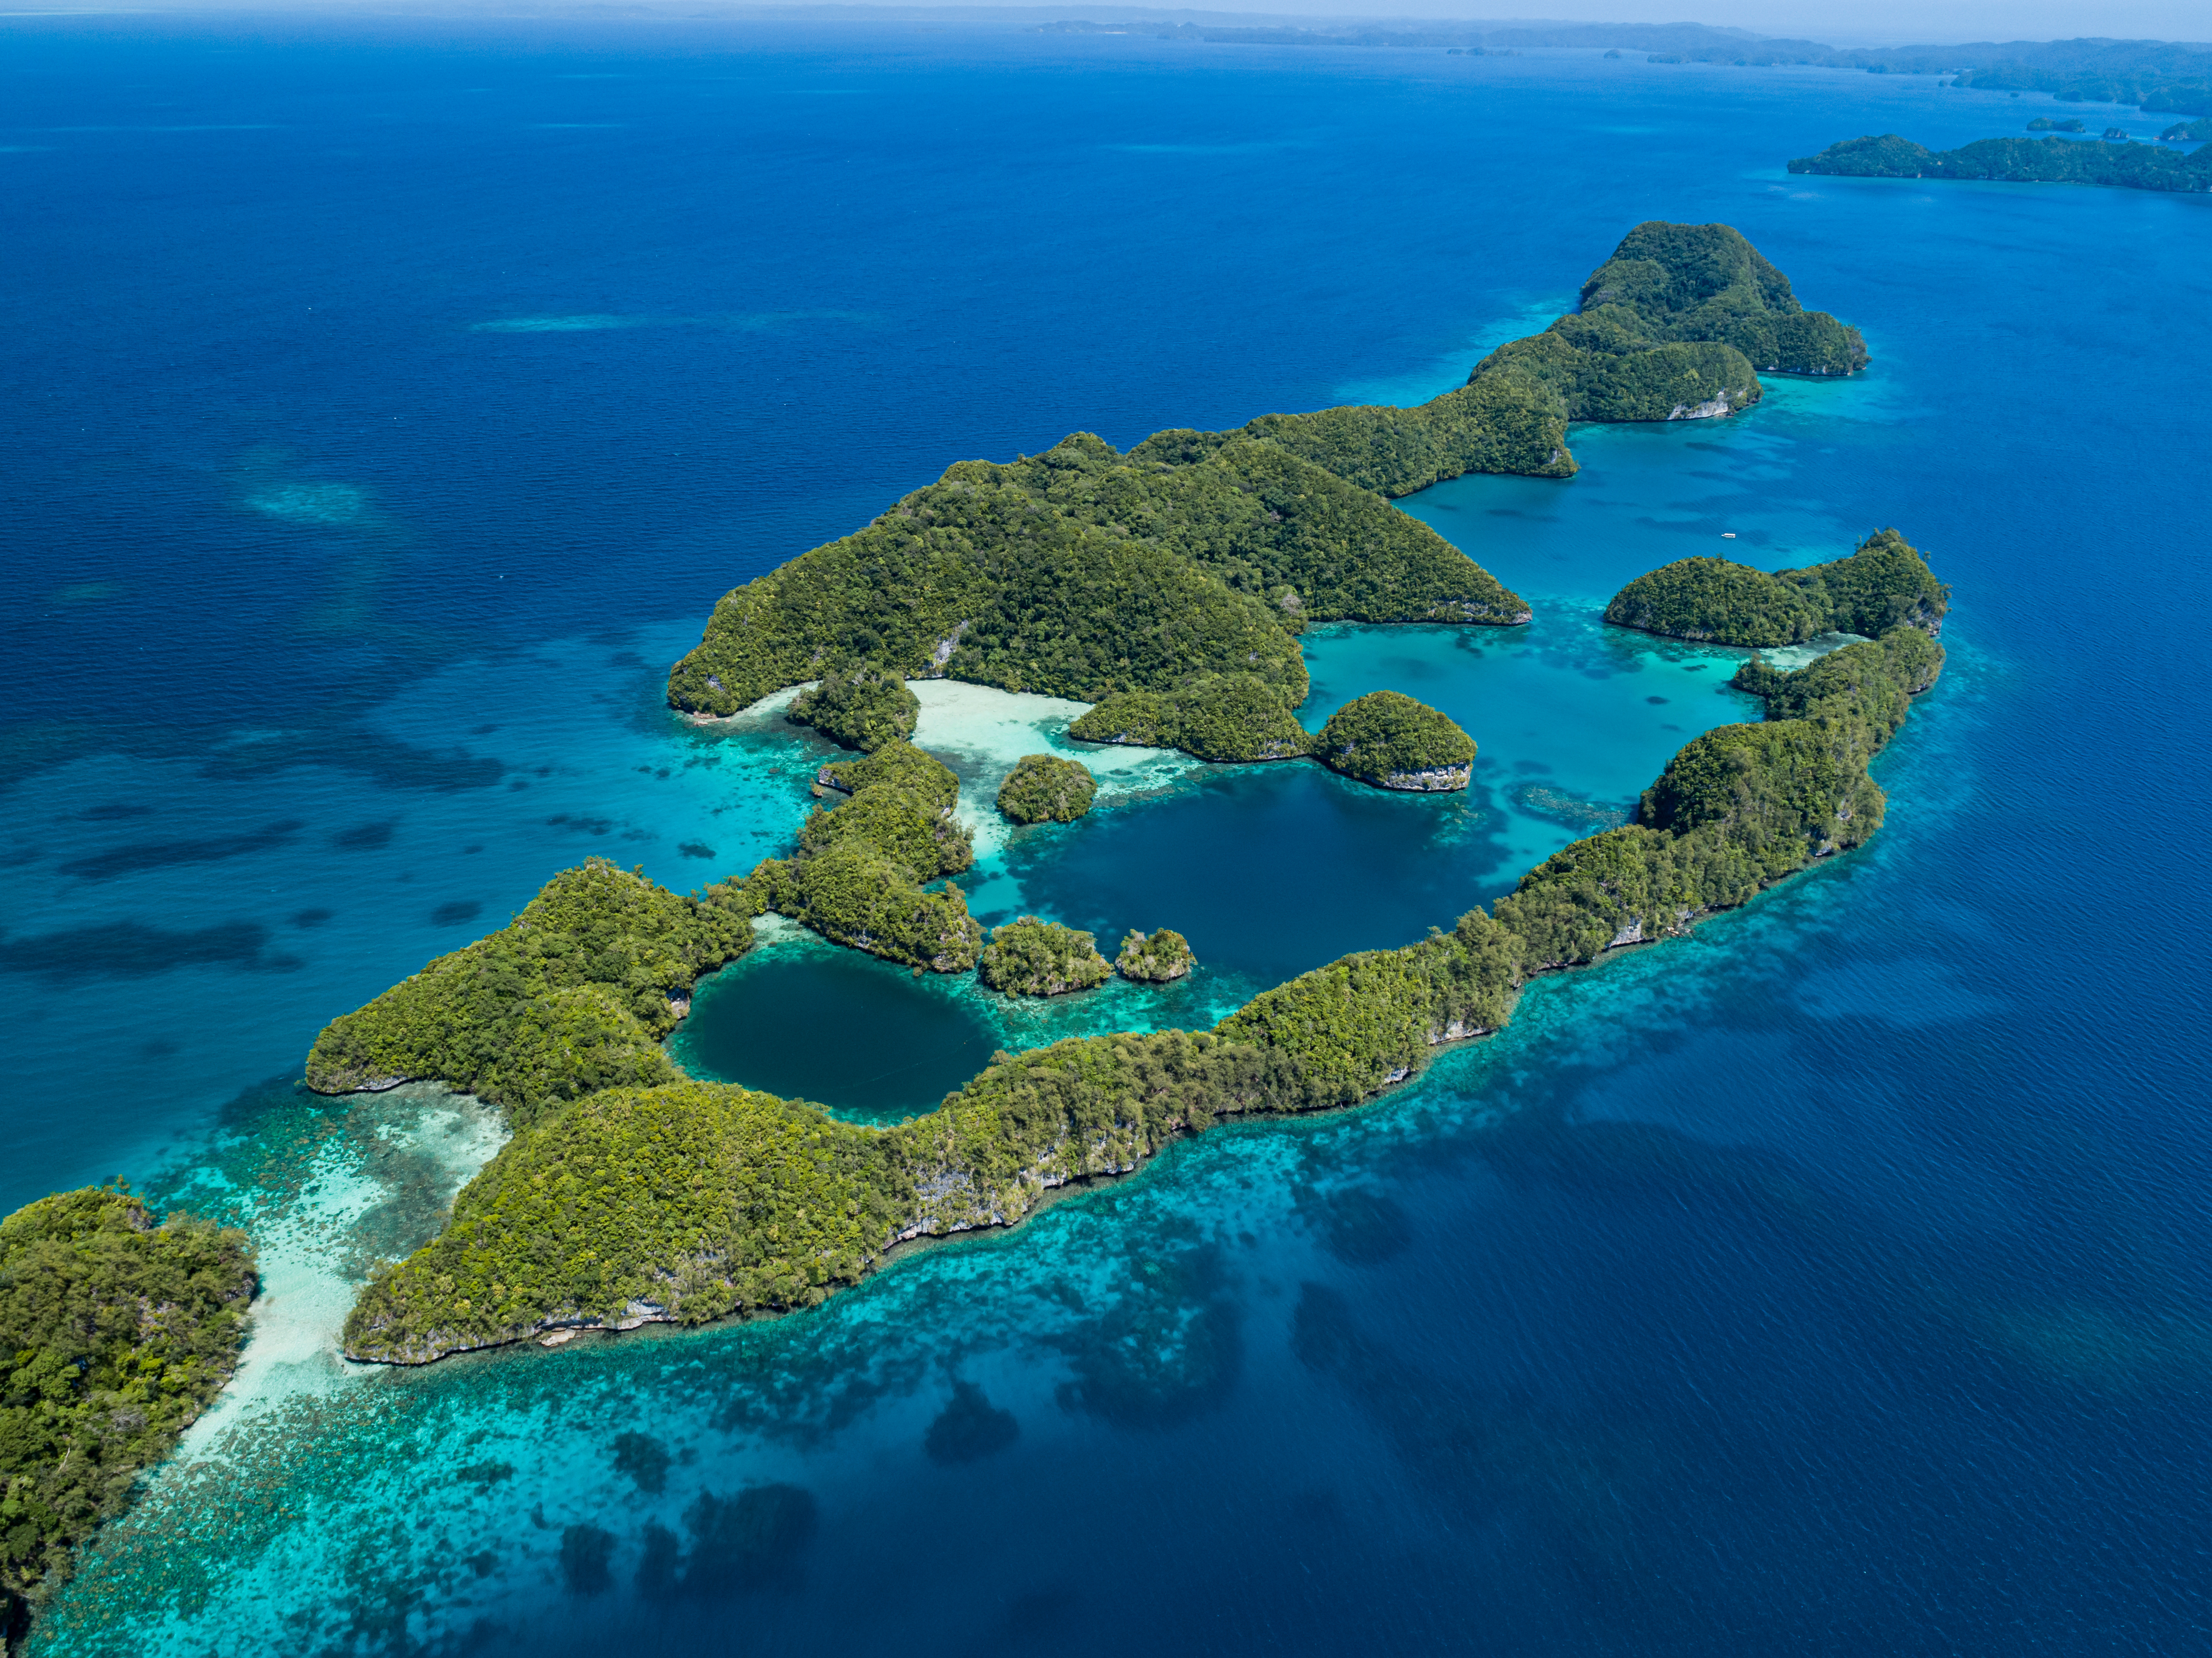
[5,15,2210,1655]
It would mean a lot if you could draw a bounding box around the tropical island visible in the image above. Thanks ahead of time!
[1789,132,2212,194]
[1603,529,1949,648]
[996,753,1097,824]
[978,917,1114,997]
[327,524,1948,1364]
[0,1187,256,1638]
[1116,929,1195,982]
[267,220,1926,1371]
[1312,691,1477,792]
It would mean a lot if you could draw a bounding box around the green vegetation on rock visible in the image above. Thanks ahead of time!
[304,859,756,1121]
[342,1082,893,1362]
[997,754,1097,824]
[1788,132,2212,194]
[665,225,1858,762]
[1116,929,1195,982]
[2,1187,255,1631]
[786,664,919,752]
[663,430,1529,731]
[1219,906,1524,1102]
[343,581,1947,1363]
[749,849,980,974]
[766,742,979,968]
[816,740,959,815]
[1314,691,1476,791]
[977,917,1113,997]
[796,780,973,880]
[1603,528,1949,647]
[1469,221,1865,438]
[1070,675,1314,763]
[342,1029,1321,1362]
[1234,376,1576,496]
[1493,624,1940,968]
[2161,117,2212,141]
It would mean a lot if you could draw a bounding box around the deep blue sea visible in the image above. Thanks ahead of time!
[5,15,2209,1656]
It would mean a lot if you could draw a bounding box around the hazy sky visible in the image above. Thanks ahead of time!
[79,0,2210,48]
[1098,2,2208,45]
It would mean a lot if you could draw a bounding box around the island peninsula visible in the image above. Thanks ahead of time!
[280,222,1933,1367]
[1790,132,2212,194]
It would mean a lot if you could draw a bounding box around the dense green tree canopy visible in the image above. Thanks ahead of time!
[1789,132,2212,194]
[304,859,756,1121]
[1116,929,1196,983]
[666,223,1859,756]
[977,918,1113,998]
[1068,676,1315,764]
[343,568,1951,1365]
[665,433,1527,727]
[996,754,1097,824]
[2,1188,255,1626]
[1314,691,1477,790]
[815,741,960,815]
[786,664,919,752]
[1604,528,1948,647]
[1465,221,1867,432]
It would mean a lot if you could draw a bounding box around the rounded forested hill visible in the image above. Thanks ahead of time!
[997,754,1097,824]
[1604,530,1948,648]
[1116,928,1196,982]
[1315,691,1476,791]
[786,665,919,753]
[978,917,1112,997]
[0,1187,256,1630]
[664,430,1530,730]
[1604,555,1824,645]
[1070,676,1312,763]
[1465,220,1868,429]
[816,740,960,815]
[304,858,757,1120]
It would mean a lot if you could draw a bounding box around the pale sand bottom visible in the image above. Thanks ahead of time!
[1757,630,1871,672]
[176,1085,508,1454]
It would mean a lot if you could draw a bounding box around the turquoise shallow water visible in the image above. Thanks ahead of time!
[5,15,2209,1657]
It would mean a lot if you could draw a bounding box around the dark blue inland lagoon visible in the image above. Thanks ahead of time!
[3,13,2208,1657]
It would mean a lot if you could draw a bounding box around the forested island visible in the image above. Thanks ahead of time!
[0,1188,256,1640]
[328,526,1949,1364]
[1790,132,2212,193]
[978,918,1113,997]
[1604,530,1949,648]
[996,754,1097,824]
[1313,691,1477,792]
[1049,20,2212,115]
